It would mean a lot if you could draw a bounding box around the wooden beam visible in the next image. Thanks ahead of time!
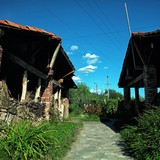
[7,52,60,86]
[0,45,3,73]
[20,70,28,102]
[49,43,61,69]
[131,40,137,69]
[7,52,47,79]
[34,78,41,102]
[126,73,143,87]
[133,39,146,66]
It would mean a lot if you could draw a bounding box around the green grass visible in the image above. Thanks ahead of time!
[0,120,83,160]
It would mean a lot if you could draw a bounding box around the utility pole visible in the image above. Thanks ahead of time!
[124,2,132,37]
[106,75,109,99]
[94,82,98,95]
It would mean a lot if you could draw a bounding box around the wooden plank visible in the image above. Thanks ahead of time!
[20,70,27,102]
[133,39,146,65]
[126,73,143,87]
[49,43,61,69]
[7,52,47,79]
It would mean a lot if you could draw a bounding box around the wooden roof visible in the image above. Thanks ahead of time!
[0,20,76,98]
[118,30,160,88]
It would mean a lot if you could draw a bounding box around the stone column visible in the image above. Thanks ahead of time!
[143,65,157,108]
[124,87,131,109]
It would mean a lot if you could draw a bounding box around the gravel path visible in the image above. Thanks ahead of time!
[63,121,133,160]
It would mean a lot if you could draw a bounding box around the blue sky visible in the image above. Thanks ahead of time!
[1,0,160,95]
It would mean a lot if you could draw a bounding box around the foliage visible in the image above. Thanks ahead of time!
[120,106,160,159]
[0,120,55,160]
[104,89,123,99]
[0,119,83,160]
[82,114,100,122]
[46,122,83,160]
[49,106,61,125]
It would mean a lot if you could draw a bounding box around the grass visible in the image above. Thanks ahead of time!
[0,120,83,160]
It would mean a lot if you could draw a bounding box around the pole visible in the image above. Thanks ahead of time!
[94,82,98,95]
[124,2,132,37]
[106,75,109,99]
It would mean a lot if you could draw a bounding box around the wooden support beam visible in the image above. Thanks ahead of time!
[7,52,60,86]
[131,40,137,69]
[126,73,143,87]
[7,53,47,79]
[133,39,146,66]
[49,43,61,69]
[0,45,3,73]
[34,78,41,102]
[20,70,28,102]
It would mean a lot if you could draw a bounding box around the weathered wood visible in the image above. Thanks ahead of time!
[49,43,61,69]
[62,70,74,78]
[126,73,143,87]
[6,52,60,86]
[0,45,3,73]
[34,78,41,102]
[131,40,136,69]
[135,86,140,115]
[7,53,46,79]
[133,39,146,65]
[20,70,28,102]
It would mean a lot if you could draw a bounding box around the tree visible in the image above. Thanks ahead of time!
[104,89,123,99]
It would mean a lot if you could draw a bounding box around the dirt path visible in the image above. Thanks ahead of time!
[63,121,133,160]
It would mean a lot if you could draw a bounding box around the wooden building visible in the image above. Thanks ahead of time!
[0,20,77,119]
[118,30,160,114]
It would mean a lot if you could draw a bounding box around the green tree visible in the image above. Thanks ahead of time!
[104,89,123,99]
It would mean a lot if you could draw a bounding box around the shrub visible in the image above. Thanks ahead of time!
[0,120,56,160]
[120,106,160,159]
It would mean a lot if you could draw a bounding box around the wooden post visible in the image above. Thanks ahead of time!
[49,43,61,69]
[124,87,131,109]
[135,86,140,115]
[0,45,3,74]
[58,88,64,118]
[63,98,69,119]
[34,78,41,102]
[20,70,28,102]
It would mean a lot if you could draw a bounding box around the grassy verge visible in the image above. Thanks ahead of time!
[0,120,83,160]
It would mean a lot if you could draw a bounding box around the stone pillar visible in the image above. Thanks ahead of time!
[143,65,157,108]
[124,87,131,109]
[41,79,53,120]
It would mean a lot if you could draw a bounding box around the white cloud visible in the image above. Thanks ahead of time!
[72,76,81,82]
[104,66,108,69]
[83,53,99,65]
[70,45,79,51]
[78,65,97,74]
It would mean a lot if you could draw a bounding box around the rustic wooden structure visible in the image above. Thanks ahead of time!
[0,20,76,119]
[118,30,160,113]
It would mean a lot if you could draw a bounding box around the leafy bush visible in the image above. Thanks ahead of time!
[0,120,55,160]
[120,106,160,159]
[0,120,83,160]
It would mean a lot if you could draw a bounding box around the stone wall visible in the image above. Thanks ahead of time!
[0,81,45,124]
